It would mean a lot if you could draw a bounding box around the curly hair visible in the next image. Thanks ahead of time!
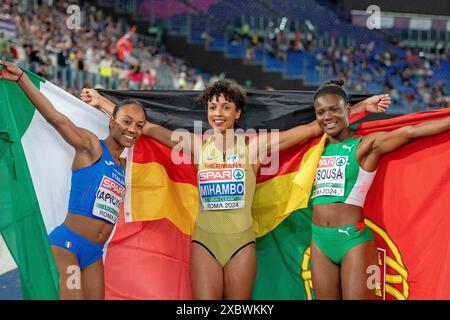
[197,80,247,112]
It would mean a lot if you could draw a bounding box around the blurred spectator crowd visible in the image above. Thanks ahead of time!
[0,0,448,112]
[0,0,213,96]
[316,43,450,111]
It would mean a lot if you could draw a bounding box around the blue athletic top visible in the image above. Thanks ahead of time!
[68,140,125,224]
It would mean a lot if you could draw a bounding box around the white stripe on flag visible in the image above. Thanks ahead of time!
[21,80,110,233]
[0,235,17,275]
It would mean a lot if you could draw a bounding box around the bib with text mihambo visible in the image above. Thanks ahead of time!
[198,166,246,211]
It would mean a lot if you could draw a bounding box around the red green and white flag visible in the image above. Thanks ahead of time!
[0,70,110,299]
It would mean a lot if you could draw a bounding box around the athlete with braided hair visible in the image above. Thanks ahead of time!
[310,80,450,299]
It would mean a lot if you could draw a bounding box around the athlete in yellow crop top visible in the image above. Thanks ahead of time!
[311,79,450,300]
[194,134,256,270]
[85,81,391,300]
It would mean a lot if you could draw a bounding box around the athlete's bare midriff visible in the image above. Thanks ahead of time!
[312,203,364,228]
[64,213,114,244]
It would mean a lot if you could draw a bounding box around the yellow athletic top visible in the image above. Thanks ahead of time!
[196,134,256,234]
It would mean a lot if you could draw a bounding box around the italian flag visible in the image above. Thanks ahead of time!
[0,70,109,299]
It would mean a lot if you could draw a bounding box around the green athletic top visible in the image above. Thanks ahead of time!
[311,136,376,207]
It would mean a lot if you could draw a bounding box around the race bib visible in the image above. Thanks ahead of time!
[312,156,348,198]
[93,176,125,223]
[198,168,246,210]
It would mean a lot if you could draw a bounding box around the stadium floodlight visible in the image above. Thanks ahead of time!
[305,20,315,32]
[279,17,288,31]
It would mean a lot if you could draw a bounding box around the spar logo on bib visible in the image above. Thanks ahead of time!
[336,157,347,167]
[199,169,233,182]
[233,169,244,180]
[318,156,347,168]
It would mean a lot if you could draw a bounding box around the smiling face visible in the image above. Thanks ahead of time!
[314,94,351,137]
[109,104,147,147]
[207,94,241,133]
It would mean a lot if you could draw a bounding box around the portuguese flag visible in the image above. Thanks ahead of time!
[254,108,450,300]
[0,70,110,299]
[353,109,450,299]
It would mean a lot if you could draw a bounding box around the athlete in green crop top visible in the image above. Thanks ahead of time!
[311,79,450,300]
[85,81,391,300]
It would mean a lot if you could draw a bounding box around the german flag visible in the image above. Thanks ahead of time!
[125,133,328,236]
[104,134,326,299]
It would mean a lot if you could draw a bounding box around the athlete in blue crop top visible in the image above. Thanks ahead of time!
[0,61,147,299]
[311,80,450,300]
[67,139,125,225]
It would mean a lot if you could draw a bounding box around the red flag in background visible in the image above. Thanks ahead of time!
[117,26,136,62]
[104,138,195,300]
[355,108,450,299]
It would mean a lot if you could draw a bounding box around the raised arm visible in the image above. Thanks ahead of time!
[0,60,97,151]
[81,88,195,154]
[257,93,392,156]
[81,88,117,115]
[358,115,450,172]
[276,119,322,151]
[351,94,391,115]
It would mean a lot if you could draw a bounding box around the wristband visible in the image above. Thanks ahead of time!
[16,70,24,83]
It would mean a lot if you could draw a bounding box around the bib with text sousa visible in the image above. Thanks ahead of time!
[312,156,348,198]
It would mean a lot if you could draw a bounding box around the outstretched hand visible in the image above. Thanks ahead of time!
[365,94,391,113]
[0,60,23,82]
[80,88,102,107]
